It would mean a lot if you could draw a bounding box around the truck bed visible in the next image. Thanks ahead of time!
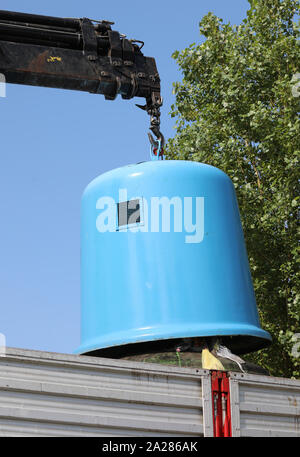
[0,347,299,437]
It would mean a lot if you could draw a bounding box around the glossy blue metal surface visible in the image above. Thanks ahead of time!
[75,160,271,354]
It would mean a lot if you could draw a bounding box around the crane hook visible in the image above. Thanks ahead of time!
[136,93,164,160]
[148,130,165,160]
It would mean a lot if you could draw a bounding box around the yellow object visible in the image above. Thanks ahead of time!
[47,56,62,63]
[202,348,225,370]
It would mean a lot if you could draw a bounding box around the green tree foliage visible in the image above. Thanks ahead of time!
[167,0,300,377]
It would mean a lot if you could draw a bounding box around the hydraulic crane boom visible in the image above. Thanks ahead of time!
[0,10,164,148]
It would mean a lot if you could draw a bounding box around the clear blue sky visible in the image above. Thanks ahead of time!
[0,0,250,354]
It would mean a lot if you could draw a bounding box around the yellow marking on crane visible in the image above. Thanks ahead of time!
[47,56,62,63]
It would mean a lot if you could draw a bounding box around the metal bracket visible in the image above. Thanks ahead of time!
[108,30,123,66]
[122,39,135,64]
[121,73,137,100]
[81,17,98,60]
[104,76,121,100]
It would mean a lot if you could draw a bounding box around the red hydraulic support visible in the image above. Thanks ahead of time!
[211,371,232,437]
[211,371,222,437]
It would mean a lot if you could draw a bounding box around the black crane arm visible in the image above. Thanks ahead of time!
[0,10,163,145]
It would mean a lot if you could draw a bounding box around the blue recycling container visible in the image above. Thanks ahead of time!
[75,160,271,356]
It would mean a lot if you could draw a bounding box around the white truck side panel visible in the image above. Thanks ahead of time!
[0,348,209,437]
[229,372,300,437]
[0,348,300,437]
